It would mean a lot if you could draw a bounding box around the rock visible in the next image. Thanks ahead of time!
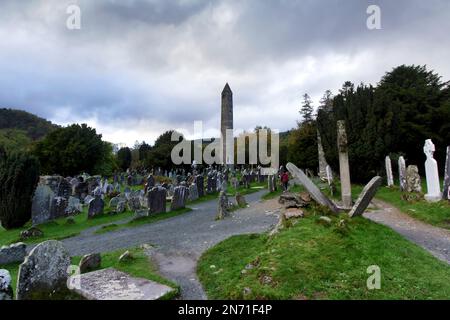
[235,193,247,207]
[88,196,104,219]
[132,210,148,220]
[147,186,167,215]
[406,165,422,193]
[109,196,122,208]
[116,201,127,213]
[20,227,43,240]
[284,208,304,219]
[0,242,27,265]
[286,163,339,213]
[0,269,13,300]
[242,287,252,296]
[216,191,229,220]
[68,268,175,300]
[318,216,332,225]
[170,186,188,211]
[348,176,383,218]
[16,240,71,300]
[79,253,101,274]
[118,250,132,263]
[299,192,312,203]
[398,156,407,192]
[278,192,308,208]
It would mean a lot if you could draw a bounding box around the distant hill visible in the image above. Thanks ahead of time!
[0,108,58,151]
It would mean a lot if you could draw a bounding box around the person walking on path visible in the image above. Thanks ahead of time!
[281,170,289,192]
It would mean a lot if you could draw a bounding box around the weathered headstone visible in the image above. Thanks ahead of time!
[117,201,127,213]
[127,197,141,212]
[195,175,204,197]
[51,196,68,219]
[443,146,450,200]
[57,179,72,199]
[68,268,175,300]
[79,253,101,274]
[188,183,199,201]
[88,196,104,218]
[16,240,71,300]
[317,130,329,180]
[398,156,407,192]
[385,156,394,187]
[348,176,382,218]
[337,120,352,208]
[423,139,441,202]
[147,186,167,215]
[66,196,82,215]
[0,269,13,300]
[406,165,422,193]
[286,163,339,213]
[31,185,54,225]
[170,185,188,211]
[216,191,229,220]
[109,196,122,208]
[0,242,27,265]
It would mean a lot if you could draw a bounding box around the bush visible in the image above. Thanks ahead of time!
[0,148,40,229]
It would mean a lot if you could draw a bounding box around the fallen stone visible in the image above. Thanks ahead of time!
[69,268,175,300]
[286,163,339,213]
[0,242,27,265]
[318,216,332,225]
[16,240,71,300]
[284,208,304,220]
[79,253,101,274]
[348,176,382,218]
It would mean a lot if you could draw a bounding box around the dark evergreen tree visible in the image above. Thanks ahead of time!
[300,93,314,123]
[117,147,132,171]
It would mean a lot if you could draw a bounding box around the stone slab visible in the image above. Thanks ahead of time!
[286,163,339,213]
[70,268,175,300]
[348,176,382,218]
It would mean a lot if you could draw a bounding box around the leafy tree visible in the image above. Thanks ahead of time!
[117,147,132,171]
[144,131,184,170]
[34,124,108,176]
[0,147,40,229]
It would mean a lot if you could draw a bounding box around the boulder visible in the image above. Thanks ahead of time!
[79,253,101,274]
[16,240,71,300]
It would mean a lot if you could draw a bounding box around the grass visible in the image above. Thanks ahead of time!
[1,247,179,300]
[0,207,134,246]
[197,208,450,300]
[95,207,193,234]
[262,184,304,200]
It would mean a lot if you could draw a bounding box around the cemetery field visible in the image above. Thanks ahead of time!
[197,209,450,300]
[1,247,179,300]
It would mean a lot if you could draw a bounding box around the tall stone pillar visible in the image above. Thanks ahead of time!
[443,146,450,200]
[337,120,352,208]
[398,156,407,192]
[221,83,234,167]
[385,156,394,187]
[317,130,329,180]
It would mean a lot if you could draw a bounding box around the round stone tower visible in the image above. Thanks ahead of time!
[221,83,233,165]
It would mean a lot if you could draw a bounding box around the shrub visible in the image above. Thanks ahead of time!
[0,148,40,229]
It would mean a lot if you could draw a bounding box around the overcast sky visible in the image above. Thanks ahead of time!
[1,0,449,146]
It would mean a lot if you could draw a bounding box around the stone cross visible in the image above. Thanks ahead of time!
[443,146,450,200]
[423,139,441,202]
[337,120,352,208]
[385,156,394,187]
[398,156,406,192]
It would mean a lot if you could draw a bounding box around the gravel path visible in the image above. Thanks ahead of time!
[365,199,450,264]
[59,190,281,299]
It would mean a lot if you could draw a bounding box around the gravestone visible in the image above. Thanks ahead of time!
[88,196,104,218]
[127,197,141,212]
[79,253,101,274]
[337,120,352,208]
[16,240,71,300]
[57,179,72,199]
[69,268,175,300]
[188,183,199,201]
[84,195,94,205]
[216,191,229,220]
[443,146,450,200]
[398,156,407,192]
[317,130,329,180]
[0,269,13,300]
[171,186,188,211]
[235,193,247,207]
[286,163,339,213]
[406,165,422,193]
[147,186,167,215]
[348,176,382,218]
[423,139,442,202]
[117,201,127,213]
[51,196,68,219]
[66,196,82,215]
[31,185,54,225]
[0,242,27,265]
[195,175,204,197]
[109,196,122,208]
[385,156,394,187]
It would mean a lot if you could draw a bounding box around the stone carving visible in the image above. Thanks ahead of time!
[337,120,352,208]
[16,240,71,300]
[348,176,382,218]
[423,139,441,202]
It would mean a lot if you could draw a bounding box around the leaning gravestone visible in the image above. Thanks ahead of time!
[443,146,450,200]
[398,156,407,192]
[16,240,71,300]
[31,185,54,225]
[348,176,382,218]
[171,186,188,211]
[147,186,167,215]
[88,196,104,218]
[286,163,339,214]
